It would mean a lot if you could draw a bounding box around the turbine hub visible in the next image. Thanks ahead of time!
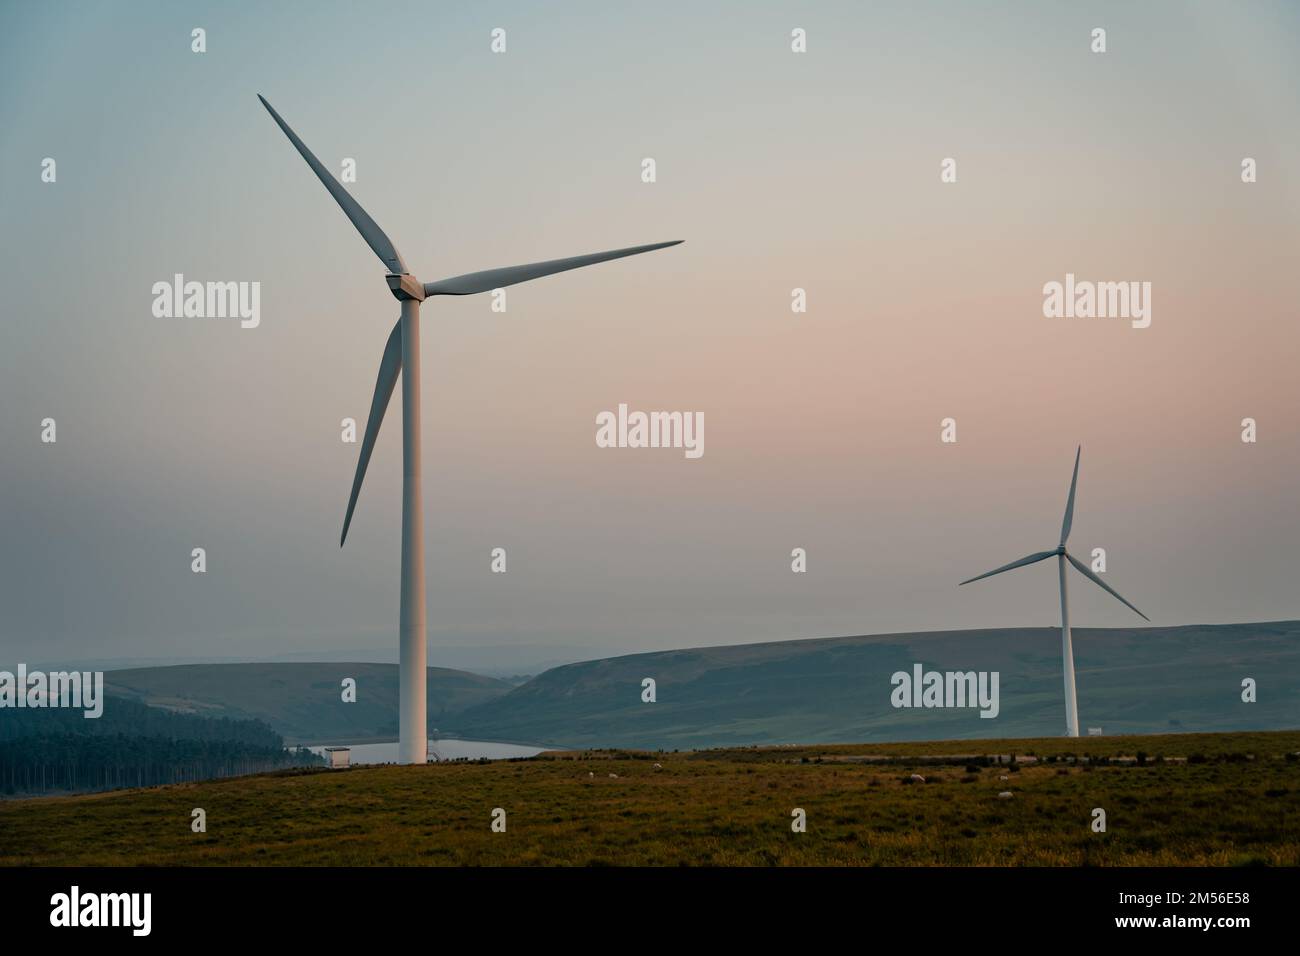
[385,273,426,301]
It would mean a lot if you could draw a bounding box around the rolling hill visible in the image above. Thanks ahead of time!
[97,622,1300,750]
[444,621,1300,749]
[103,663,512,744]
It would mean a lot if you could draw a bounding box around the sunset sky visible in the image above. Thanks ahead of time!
[3,1,1299,671]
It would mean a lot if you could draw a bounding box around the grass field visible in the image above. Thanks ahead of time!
[3,730,1297,866]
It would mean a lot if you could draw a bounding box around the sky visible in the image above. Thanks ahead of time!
[2,1,1299,673]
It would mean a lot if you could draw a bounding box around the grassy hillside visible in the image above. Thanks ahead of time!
[446,621,1300,749]
[103,663,512,744]
[2,731,1296,866]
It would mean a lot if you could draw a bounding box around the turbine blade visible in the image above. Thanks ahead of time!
[958,550,1057,586]
[258,95,408,275]
[1066,552,1149,621]
[422,240,682,297]
[341,321,403,546]
[1060,445,1081,547]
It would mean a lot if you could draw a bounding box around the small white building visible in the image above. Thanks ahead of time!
[323,746,351,768]
[1087,727,1103,737]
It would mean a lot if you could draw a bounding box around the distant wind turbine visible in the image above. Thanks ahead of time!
[959,447,1148,737]
[259,95,682,764]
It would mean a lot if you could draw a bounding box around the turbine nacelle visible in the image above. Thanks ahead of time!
[385,273,426,301]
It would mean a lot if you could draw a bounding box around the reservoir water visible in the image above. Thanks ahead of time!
[308,739,548,765]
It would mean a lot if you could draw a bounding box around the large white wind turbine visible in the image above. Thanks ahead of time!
[959,447,1148,737]
[259,95,682,764]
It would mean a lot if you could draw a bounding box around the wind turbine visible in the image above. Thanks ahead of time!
[958,447,1148,737]
[258,95,682,764]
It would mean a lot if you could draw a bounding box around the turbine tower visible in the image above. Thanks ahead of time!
[959,447,1148,737]
[259,96,682,764]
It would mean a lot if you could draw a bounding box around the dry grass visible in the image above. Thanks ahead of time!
[3,731,1297,866]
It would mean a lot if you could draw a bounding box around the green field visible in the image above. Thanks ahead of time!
[3,731,1297,866]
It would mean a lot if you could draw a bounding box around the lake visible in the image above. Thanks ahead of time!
[308,739,548,765]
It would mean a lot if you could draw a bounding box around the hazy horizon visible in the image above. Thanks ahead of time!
[4,1,1300,670]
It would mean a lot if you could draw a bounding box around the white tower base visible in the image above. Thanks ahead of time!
[1058,553,1079,738]
[397,296,427,764]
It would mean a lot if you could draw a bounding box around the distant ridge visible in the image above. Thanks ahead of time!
[98,623,1300,750]
[444,620,1300,749]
